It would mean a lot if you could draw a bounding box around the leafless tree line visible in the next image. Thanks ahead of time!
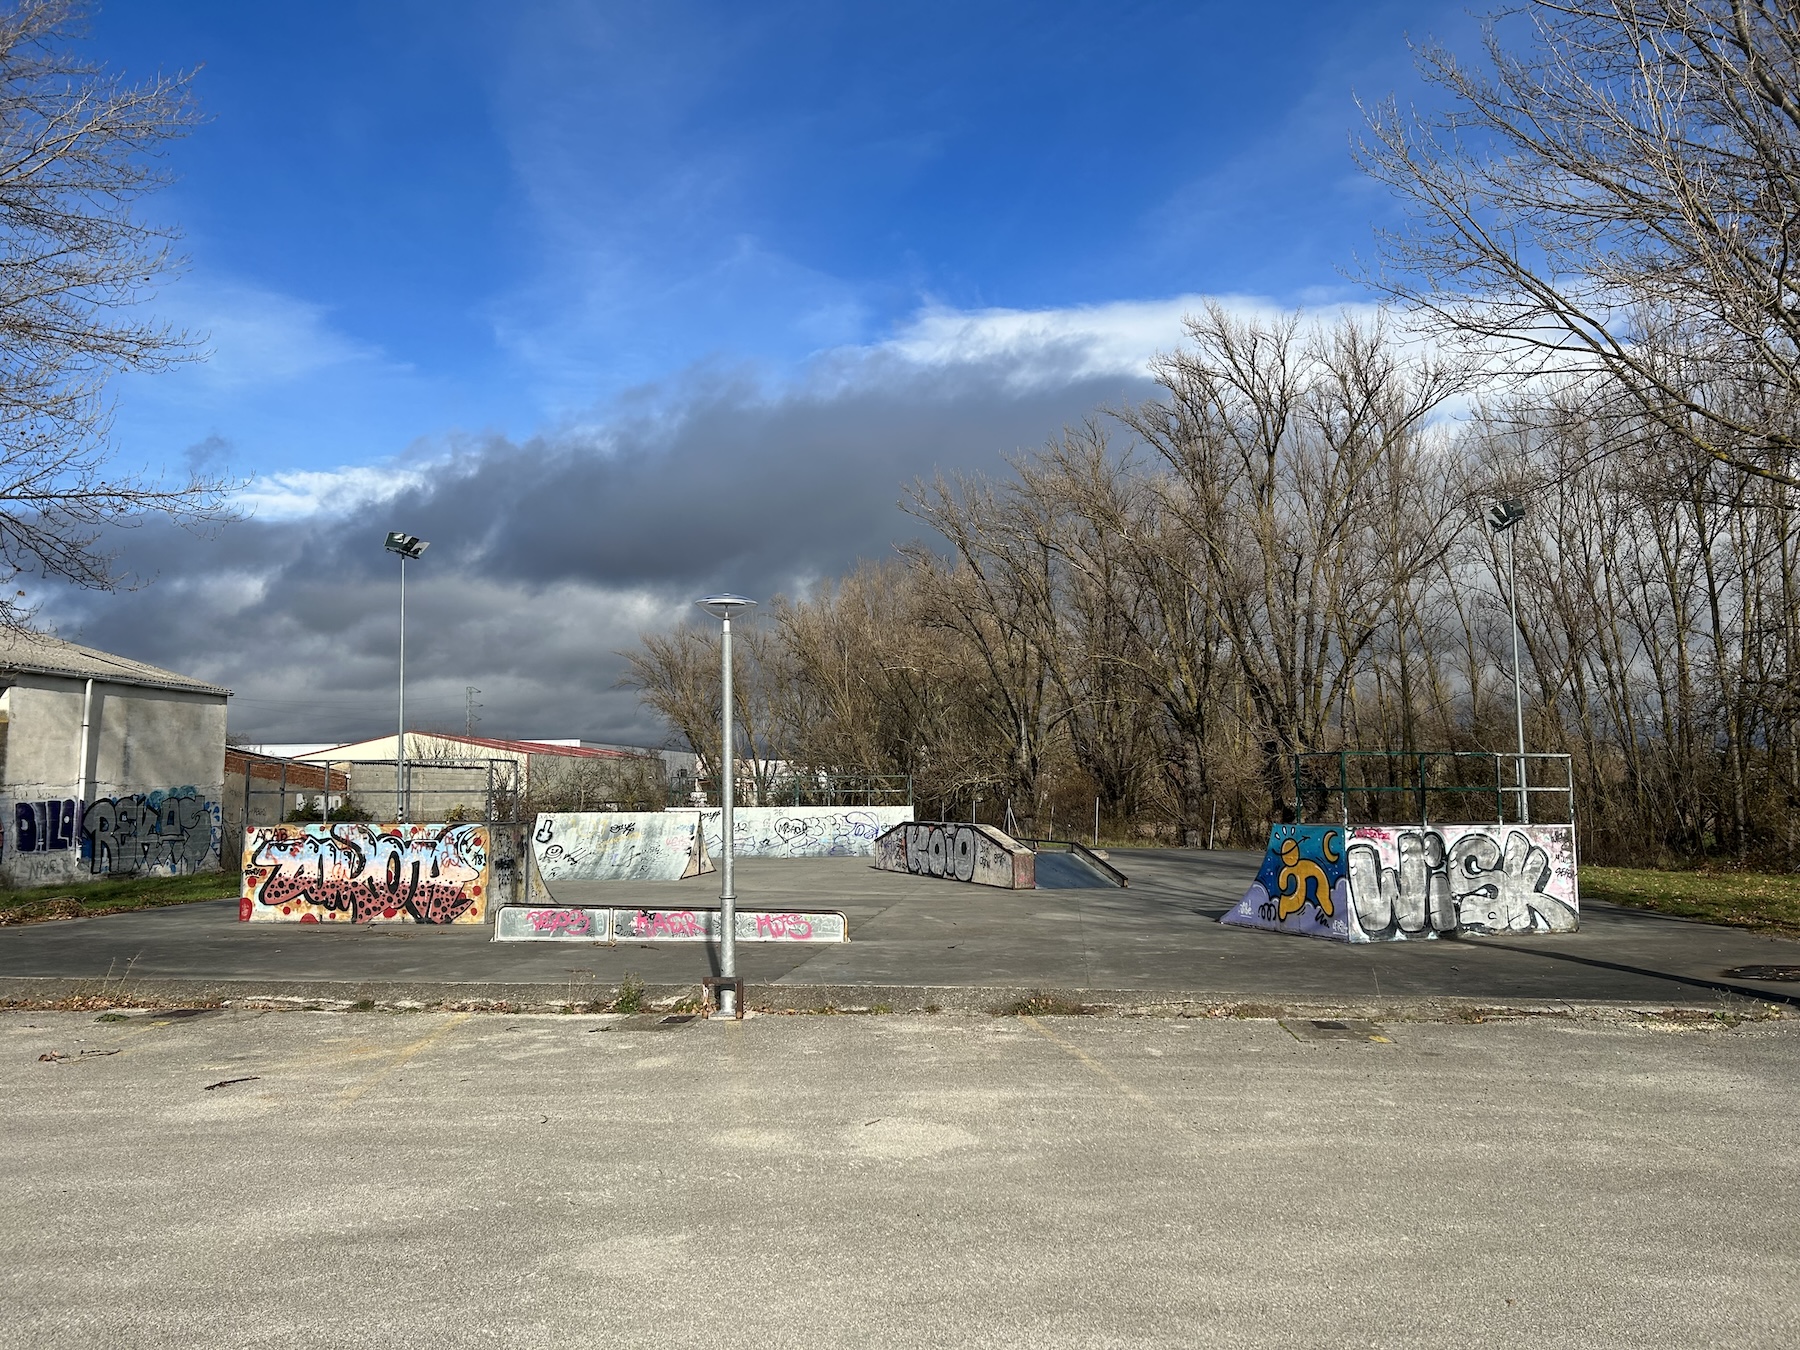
[623,306,1798,866]
[624,3,1800,867]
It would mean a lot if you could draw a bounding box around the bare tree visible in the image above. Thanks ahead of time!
[1358,1,1800,488]
[0,1,228,624]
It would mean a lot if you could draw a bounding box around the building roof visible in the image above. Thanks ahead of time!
[308,731,653,761]
[0,629,231,698]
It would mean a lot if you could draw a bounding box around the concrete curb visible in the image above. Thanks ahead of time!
[0,974,1791,1018]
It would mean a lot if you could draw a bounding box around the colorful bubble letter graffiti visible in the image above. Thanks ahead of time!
[240,822,491,924]
[1222,823,1579,942]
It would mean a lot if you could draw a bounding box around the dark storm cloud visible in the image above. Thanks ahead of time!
[41,352,1154,745]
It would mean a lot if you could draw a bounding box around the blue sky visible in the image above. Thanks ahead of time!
[60,0,1478,740]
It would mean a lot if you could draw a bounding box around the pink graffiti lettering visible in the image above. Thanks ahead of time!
[752,912,813,939]
[526,908,591,937]
[630,910,702,938]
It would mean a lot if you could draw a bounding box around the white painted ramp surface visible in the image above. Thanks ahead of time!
[531,812,710,883]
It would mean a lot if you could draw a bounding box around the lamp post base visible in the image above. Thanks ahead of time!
[703,977,744,1019]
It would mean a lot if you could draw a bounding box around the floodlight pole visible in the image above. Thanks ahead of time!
[1490,501,1530,826]
[1505,526,1528,825]
[397,553,407,822]
[697,594,756,1017]
[384,532,428,823]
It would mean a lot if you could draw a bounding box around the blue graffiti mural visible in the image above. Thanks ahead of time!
[1241,824,1350,935]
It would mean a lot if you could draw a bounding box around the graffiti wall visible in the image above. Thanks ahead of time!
[491,904,848,943]
[3,787,221,881]
[240,822,491,924]
[530,806,914,884]
[532,812,710,884]
[874,821,1036,889]
[1219,824,1356,940]
[698,806,913,862]
[1222,823,1579,942]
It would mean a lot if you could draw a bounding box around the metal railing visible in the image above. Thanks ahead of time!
[1292,750,1575,826]
[231,754,528,908]
[667,771,913,809]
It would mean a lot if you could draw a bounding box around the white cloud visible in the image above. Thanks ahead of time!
[159,280,395,393]
[237,463,440,521]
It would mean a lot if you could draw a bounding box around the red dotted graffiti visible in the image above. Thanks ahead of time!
[243,824,490,924]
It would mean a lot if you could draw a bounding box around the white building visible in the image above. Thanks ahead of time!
[0,631,229,886]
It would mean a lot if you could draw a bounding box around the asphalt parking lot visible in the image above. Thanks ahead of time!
[3,1006,1795,1349]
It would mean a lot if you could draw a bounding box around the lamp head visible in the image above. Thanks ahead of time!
[696,593,756,620]
[384,531,429,559]
[1486,499,1526,533]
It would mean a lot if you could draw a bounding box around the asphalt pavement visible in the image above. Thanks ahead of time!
[1,848,1797,1011]
[3,1007,1794,1349]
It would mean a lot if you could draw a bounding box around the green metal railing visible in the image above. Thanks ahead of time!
[1292,750,1574,826]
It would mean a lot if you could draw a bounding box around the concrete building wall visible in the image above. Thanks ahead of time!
[0,674,227,887]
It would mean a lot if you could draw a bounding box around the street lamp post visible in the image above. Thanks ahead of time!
[384,532,429,822]
[1486,500,1529,824]
[696,593,756,1016]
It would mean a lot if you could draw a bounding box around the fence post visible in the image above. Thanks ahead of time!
[1417,752,1428,825]
[1338,750,1349,827]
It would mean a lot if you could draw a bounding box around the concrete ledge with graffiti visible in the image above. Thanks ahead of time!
[1221,822,1580,942]
[874,821,1036,889]
[240,822,492,924]
[492,905,847,943]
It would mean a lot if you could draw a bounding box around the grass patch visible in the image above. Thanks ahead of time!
[612,974,646,1014]
[0,871,240,925]
[1583,865,1800,936]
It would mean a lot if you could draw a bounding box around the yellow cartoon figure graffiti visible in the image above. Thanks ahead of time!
[1275,830,1340,921]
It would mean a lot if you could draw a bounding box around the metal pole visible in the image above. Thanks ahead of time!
[1506,527,1529,825]
[718,611,737,1016]
[396,555,406,823]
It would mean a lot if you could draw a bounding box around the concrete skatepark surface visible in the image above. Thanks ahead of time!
[3,1007,1796,1348]
[2,848,1798,1009]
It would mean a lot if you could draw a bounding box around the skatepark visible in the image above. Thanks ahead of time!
[4,842,1797,1013]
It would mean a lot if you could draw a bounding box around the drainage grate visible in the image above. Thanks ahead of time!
[1724,966,1800,982]
[1279,1018,1393,1043]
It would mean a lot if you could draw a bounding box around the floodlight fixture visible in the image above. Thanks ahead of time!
[385,531,428,560]
[697,593,755,620]
[1486,499,1526,533]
